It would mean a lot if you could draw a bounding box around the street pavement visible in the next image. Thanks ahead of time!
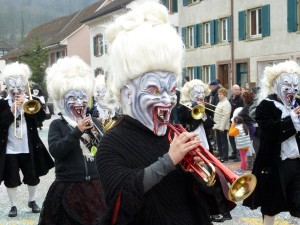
[0,115,298,224]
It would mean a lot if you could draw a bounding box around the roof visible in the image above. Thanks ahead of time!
[0,41,13,50]
[82,0,133,23]
[3,0,106,60]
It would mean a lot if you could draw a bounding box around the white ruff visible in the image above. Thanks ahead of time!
[62,114,94,161]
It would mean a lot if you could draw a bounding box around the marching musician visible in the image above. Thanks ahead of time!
[0,62,54,217]
[38,56,106,225]
[243,60,300,225]
[95,2,232,225]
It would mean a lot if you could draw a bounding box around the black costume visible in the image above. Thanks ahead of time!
[96,115,213,225]
[243,94,300,217]
[38,115,106,225]
[0,98,54,186]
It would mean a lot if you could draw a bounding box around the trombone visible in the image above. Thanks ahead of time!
[179,101,229,120]
[14,83,41,139]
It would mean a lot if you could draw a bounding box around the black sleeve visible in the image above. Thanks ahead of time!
[48,120,84,160]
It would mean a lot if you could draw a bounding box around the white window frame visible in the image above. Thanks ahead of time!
[249,8,262,38]
[203,22,210,45]
[220,17,228,42]
[202,65,210,83]
[187,26,194,48]
[187,67,196,80]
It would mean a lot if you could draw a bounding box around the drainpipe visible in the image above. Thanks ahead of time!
[230,0,234,87]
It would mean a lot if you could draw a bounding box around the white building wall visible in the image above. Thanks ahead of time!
[234,0,300,85]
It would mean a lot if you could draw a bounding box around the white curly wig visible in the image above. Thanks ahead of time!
[180,79,210,103]
[2,61,31,82]
[46,56,95,112]
[257,60,300,103]
[105,1,184,102]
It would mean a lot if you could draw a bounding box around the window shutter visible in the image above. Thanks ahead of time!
[228,15,232,42]
[238,10,246,40]
[172,0,178,13]
[197,66,202,79]
[182,68,187,84]
[183,0,188,7]
[261,4,270,37]
[161,0,166,6]
[214,19,219,44]
[210,64,216,81]
[182,27,187,46]
[194,24,198,48]
[93,36,97,56]
[210,20,215,45]
[287,0,298,32]
[197,23,202,46]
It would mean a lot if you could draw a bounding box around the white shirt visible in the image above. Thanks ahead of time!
[5,95,30,154]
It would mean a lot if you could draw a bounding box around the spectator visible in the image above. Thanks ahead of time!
[228,84,244,162]
[212,88,232,162]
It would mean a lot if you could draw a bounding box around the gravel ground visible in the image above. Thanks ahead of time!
[0,115,298,224]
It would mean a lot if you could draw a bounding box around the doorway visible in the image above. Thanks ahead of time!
[218,64,229,89]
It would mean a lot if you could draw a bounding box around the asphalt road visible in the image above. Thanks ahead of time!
[0,115,298,224]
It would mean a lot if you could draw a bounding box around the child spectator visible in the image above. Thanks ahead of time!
[228,116,252,175]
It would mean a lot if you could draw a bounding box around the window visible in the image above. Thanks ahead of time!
[93,34,107,57]
[187,26,194,48]
[202,66,210,83]
[203,22,210,45]
[220,18,228,42]
[189,0,200,4]
[49,49,66,65]
[238,5,270,40]
[161,0,178,13]
[187,67,196,80]
[249,8,262,37]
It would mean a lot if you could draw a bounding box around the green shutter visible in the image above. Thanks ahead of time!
[183,0,188,6]
[238,10,246,40]
[198,23,202,46]
[287,0,298,32]
[210,20,215,44]
[197,66,202,79]
[182,68,187,84]
[214,19,219,44]
[228,16,232,42]
[172,0,178,12]
[93,36,97,56]
[210,64,216,81]
[182,27,187,46]
[161,0,167,6]
[194,24,198,48]
[261,4,270,37]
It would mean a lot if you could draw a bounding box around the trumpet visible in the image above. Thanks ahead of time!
[179,101,229,120]
[14,83,41,139]
[158,115,257,202]
[84,114,104,144]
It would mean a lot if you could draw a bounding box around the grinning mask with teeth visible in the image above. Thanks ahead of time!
[95,85,106,102]
[61,89,88,122]
[121,71,177,136]
[6,76,26,100]
[189,85,205,102]
[274,73,299,108]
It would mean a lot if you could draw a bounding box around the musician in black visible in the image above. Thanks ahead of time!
[243,61,300,225]
[38,56,106,225]
[0,62,54,217]
[95,2,235,225]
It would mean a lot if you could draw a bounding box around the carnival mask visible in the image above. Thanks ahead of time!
[62,89,88,122]
[33,89,39,96]
[121,71,177,136]
[6,76,26,100]
[189,85,205,102]
[274,73,299,107]
[95,85,106,101]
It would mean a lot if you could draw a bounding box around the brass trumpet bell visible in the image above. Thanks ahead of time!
[24,99,41,114]
[191,105,205,120]
[228,173,257,202]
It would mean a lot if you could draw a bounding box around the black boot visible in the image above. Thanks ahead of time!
[28,201,40,213]
[8,206,17,217]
